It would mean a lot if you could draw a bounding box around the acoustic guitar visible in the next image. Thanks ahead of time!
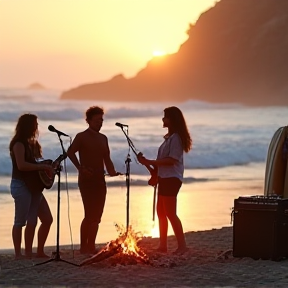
[38,153,67,189]
[133,151,158,187]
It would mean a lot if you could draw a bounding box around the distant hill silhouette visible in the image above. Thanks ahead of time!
[28,82,46,90]
[61,0,288,106]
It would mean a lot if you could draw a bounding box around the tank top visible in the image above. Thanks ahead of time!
[11,140,44,194]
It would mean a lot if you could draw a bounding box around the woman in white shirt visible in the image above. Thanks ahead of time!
[138,106,192,254]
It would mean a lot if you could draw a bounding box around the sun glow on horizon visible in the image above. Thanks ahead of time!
[152,50,167,57]
[150,226,159,238]
[0,0,217,89]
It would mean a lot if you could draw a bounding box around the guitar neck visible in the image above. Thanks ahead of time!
[126,137,157,174]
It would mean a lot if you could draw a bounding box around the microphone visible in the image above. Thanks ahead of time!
[115,122,128,128]
[48,125,69,137]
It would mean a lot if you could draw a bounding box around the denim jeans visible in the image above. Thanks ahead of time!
[10,178,43,227]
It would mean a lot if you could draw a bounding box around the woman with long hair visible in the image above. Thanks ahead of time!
[138,106,192,254]
[9,113,54,259]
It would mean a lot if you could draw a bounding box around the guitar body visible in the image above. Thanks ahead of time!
[38,159,55,189]
[146,164,158,187]
[38,153,67,189]
[137,152,158,186]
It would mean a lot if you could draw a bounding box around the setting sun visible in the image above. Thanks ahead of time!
[152,50,167,57]
[0,0,217,89]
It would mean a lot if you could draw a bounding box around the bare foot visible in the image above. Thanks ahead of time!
[173,247,190,255]
[24,253,33,259]
[36,253,50,258]
[155,247,167,253]
[14,254,26,260]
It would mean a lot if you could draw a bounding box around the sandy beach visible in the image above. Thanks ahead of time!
[1,226,288,288]
[0,164,272,287]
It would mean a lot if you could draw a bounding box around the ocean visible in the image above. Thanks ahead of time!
[0,88,286,250]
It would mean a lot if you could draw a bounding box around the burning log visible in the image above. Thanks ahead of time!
[80,225,150,266]
[80,235,125,266]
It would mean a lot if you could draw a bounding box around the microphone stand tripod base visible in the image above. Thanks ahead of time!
[34,165,79,267]
[34,251,79,267]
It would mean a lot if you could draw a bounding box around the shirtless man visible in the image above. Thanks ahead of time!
[67,106,120,254]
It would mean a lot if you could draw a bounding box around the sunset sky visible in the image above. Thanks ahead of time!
[0,0,217,90]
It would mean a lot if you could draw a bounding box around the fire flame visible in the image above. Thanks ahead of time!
[115,224,149,262]
[80,224,149,266]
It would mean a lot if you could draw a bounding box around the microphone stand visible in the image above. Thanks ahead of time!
[117,126,135,233]
[117,125,158,229]
[125,153,131,233]
[35,134,78,267]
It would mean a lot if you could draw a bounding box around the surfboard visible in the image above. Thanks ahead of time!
[264,126,288,197]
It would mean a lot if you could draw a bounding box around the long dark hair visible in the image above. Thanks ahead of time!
[9,113,42,158]
[164,106,192,153]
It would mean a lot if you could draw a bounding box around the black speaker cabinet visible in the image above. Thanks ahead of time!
[233,196,288,261]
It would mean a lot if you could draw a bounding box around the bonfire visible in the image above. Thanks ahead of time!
[80,224,149,266]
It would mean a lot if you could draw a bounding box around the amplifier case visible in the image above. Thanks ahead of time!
[233,196,288,260]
